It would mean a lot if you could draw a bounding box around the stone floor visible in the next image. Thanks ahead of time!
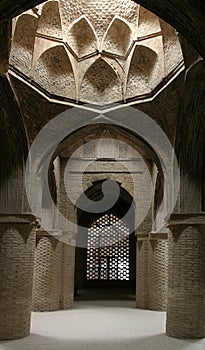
[0,299,205,350]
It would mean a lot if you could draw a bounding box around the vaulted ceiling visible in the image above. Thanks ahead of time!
[0,0,204,59]
[0,0,204,216]
[9,1,184,105]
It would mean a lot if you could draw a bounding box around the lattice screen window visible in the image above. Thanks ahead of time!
[86,213,130,281]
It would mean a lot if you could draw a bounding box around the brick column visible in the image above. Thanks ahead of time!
[148,231,168,311]
[136,233,149,309]
[0,214,36,340]
[32,230,61,312]
[59,242,75,309]
[167,214,205,339]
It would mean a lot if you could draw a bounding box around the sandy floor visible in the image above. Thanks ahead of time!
[0,300,204,350]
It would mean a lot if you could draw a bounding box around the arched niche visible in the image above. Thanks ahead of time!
[80,58,122,104]
[103,16,132,57]
[37,0,62,38]
[160,19,183,75]
[138,7,161,37]
[33,45,76,100]
[10,14,38,76]
[67,16,97,58]
[126,45,158,98]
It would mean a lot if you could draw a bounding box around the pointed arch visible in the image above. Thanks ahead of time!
[103,16,132,57]
[138,7,161,37]
[67,16,97,58]
[80,58,122,104]
[37,0,62,38]
[126,45,158,98]
[10,14,38,76]
[33,45,76,99]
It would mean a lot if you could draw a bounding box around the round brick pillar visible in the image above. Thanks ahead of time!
[32,230,61,311]
[59,242,75,309]
[148,232,168,311]
[166,214,205,339]
[0,215,36,340]
[136,234,149,309]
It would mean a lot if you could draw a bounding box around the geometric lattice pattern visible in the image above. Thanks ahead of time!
[86,213,130,281]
